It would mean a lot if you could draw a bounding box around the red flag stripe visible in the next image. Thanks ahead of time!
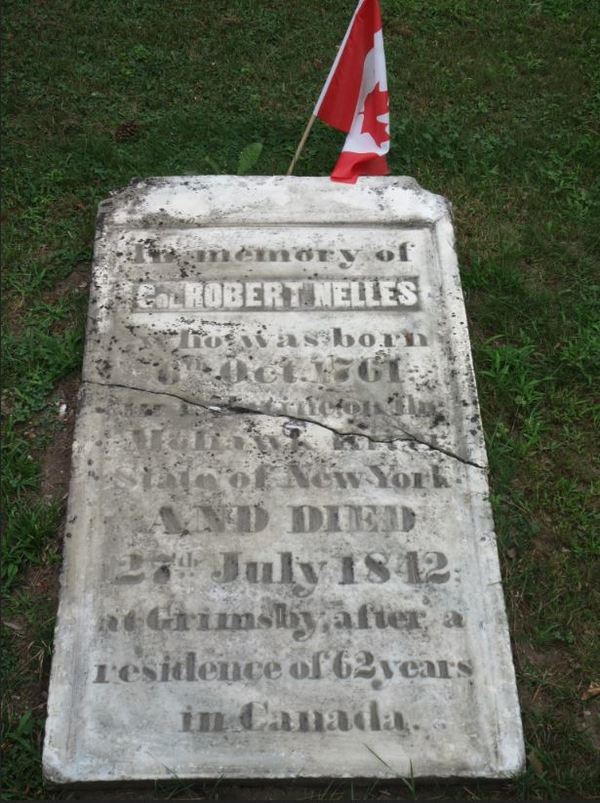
[314,0,383,133]
[330,151,390,184]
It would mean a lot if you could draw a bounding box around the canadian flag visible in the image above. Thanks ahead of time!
[315,0,390,183]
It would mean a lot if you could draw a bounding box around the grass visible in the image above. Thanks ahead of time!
[1,0,599,798]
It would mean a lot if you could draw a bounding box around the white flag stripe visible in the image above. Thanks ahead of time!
[341,30,389,156]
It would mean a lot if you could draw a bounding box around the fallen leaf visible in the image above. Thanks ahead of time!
[582,682,600,701]
[3,620,24,633]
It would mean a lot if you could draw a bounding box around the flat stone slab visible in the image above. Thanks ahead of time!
[44,176,524,784]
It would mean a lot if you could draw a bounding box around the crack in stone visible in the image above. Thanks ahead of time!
[83,379,485,470]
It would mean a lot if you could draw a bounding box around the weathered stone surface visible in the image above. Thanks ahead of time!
[44,176,524,783]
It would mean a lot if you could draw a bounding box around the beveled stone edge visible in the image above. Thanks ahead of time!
[98,175,450,230]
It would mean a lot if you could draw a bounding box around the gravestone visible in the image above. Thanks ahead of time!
[44,176,524,783]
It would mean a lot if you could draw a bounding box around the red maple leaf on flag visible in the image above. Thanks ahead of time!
[360,83,390,147]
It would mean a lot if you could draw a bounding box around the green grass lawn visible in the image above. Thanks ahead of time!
[2,0,599,799]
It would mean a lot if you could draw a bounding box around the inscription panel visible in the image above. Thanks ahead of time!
[44,177,523,783]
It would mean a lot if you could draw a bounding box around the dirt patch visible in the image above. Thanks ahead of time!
[513,639,585,722]
[3,368,74,723]
[41,262,90,307]
[40,374,81,502]
[516,641,573,675]
[1,563,59,722]
[24,561,59,606]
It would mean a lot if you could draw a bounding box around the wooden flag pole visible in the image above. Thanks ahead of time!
[286,114,317,176]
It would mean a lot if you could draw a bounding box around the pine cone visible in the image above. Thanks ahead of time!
[114,120,140,141]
